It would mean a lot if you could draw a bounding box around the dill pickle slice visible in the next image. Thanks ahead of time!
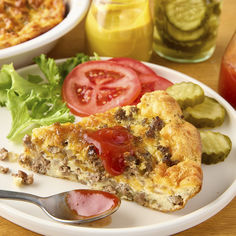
[167,22,205,42]
[159,29,206,50]
[200,130,232,164]
[166,82,204,109]
[165,0,207,31]
[183,96,226,128]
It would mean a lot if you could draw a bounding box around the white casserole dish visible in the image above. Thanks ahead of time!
[0,0,90,68]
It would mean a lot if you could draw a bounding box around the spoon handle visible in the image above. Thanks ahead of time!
[0,190,41,206]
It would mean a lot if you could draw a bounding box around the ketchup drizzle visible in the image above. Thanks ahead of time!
[84,126,134,176]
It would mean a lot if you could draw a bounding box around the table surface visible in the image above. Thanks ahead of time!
[0,0,235,235]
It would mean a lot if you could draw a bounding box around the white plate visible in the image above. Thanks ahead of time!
[0,61,235,236]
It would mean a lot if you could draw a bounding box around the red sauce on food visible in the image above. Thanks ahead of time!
[84,126,134,176]
[66,189,120,218]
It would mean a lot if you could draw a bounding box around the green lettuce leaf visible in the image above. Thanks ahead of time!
[0,70,12,106]
[6,88,74,142]
[1,64,49,98]
[27,74,44,84]
[0,53,92,142]
[0,60,75,142]
[34,54,61,86]
[58,53,90,79]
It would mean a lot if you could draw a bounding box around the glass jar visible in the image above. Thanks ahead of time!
[85,0,153,61]
[153,0,222,63]
[218,31,236,108]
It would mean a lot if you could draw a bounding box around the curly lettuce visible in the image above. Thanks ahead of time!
[0,53,90,142]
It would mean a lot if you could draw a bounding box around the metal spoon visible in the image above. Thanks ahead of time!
[0,189,121,224]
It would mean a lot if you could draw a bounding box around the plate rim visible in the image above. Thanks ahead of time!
[0,59,235,235]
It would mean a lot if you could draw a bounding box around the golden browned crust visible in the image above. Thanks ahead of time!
[0,0,65,49]
[20,91,202,212]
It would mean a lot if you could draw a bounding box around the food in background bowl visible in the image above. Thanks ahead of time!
[0,0,65,49]
[0,0,90,68]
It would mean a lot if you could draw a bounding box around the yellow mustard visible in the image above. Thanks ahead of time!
[85,0,153,61]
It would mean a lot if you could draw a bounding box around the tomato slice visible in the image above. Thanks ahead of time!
[109,57,173,104]
[109,57,156,75]
[132,74,173,105]
[62,61,141,116]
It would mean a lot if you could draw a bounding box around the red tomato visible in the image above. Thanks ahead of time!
[109,57,156,75]
[132,74,173,105]
[62,61,141,116]
[109,57,173,104]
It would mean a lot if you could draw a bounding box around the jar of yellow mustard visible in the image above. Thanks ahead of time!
[85,0,153,61]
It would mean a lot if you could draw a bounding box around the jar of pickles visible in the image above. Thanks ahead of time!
[85,0,153,61]
[153,0,222,63]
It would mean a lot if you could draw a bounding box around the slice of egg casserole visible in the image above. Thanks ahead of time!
[19,91,202,212]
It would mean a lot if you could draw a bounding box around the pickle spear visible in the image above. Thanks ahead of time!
[183,96,226,128]
[166,82,204,109]
[200,130,232,164]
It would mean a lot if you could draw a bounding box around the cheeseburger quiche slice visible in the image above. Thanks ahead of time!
[0,0,65,49]
[19,91,202,212]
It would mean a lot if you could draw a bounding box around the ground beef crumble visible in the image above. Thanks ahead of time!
[0,148,8,160]
[157,145,179,167]
[124,150,154,176]
[18,154,32,166]
[0,165,9,174]
[114,108,127,121]
[59,165,71,174]
[48,146,61,154]
[169,195,183,206]
[23,135,35,150]
[145,116,164,138]
[12,170,34,186]
[31,154,50,174]
[86,145,105,179]
[114,107,136,122]
[87,145,97,157]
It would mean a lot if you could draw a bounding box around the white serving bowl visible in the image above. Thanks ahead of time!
[0,0,90,68]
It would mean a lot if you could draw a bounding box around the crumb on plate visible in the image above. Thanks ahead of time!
[0,148,8,161]
[0,165,9,174]
[12,170,34,186]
